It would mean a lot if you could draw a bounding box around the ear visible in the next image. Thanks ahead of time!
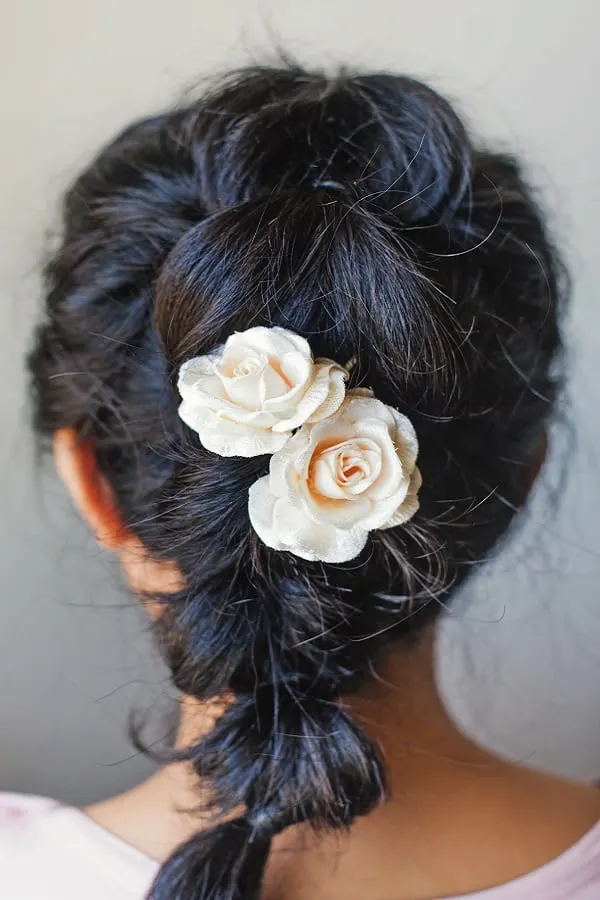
[524,429,549,496]
[53,428,129,549]
[53,427,185,597]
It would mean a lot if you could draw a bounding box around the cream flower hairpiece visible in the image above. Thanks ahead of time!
[177,327,421,563]
[178,327,348,457]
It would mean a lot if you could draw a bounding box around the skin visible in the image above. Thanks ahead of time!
[53,427,600,900]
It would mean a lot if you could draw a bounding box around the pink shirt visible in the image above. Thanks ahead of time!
[2,792,600,899]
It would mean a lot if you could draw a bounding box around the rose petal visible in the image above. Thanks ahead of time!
[317,525,369,563]
[218,343,265,376]
[278,350,312,385]
[182,407,288,457]
[248,477,287,551]
[380,467,422,528]
[388,407,419,471]
[354,485,411,530]
[352,421,407,502]
[178,357,221,397]
[272,494,370,563]
[298,478,374,528]
[289,407,348,454]
[179,392,277,429]
[177,398,211,434]
[304,362,348,423]
[269,427,311,500]
[381,496,419,528]
[259,363,293,403]
[263,379,309,416]
[200,426,288,457]
[179,361,280,427]
[236,326,311,359]
[335,392,384,420]
[250,473,369,562]
[311,452,348,499]
[271,362,346,432]
[217,366,267,410]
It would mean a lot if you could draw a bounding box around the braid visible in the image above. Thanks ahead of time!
[150,691,385,899]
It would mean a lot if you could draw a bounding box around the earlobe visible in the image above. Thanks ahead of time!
[53,428,129,550]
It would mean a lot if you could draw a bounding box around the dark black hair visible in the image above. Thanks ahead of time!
[29,64,565,900]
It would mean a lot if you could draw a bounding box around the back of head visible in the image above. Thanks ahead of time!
[30,65,565,899]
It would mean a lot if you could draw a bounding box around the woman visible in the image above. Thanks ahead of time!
[3,64,600,899]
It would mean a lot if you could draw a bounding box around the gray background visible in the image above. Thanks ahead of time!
[1,1,600,806]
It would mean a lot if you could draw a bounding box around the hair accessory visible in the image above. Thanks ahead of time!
[177,326,348,457]
[178,327,421,563]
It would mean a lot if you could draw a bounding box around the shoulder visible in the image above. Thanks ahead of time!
[464,770,600,897]
[0,792,157,900]
[0,792,61,822]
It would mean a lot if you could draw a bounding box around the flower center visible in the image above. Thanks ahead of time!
[337,452,369,485]
[310,438,382,499]
[232,353,267,378]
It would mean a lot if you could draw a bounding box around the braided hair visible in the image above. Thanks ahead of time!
[30,65,565,900]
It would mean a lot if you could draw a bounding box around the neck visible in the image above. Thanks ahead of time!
[85,626,600,900]
[175,627,481,764]
[92,627,493,856]
[347,627,485,767]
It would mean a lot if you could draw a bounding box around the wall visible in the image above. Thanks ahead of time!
[1,0,599,805]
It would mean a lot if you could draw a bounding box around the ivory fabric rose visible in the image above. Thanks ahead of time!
[248,390,422,563]
[177,327,348,457]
